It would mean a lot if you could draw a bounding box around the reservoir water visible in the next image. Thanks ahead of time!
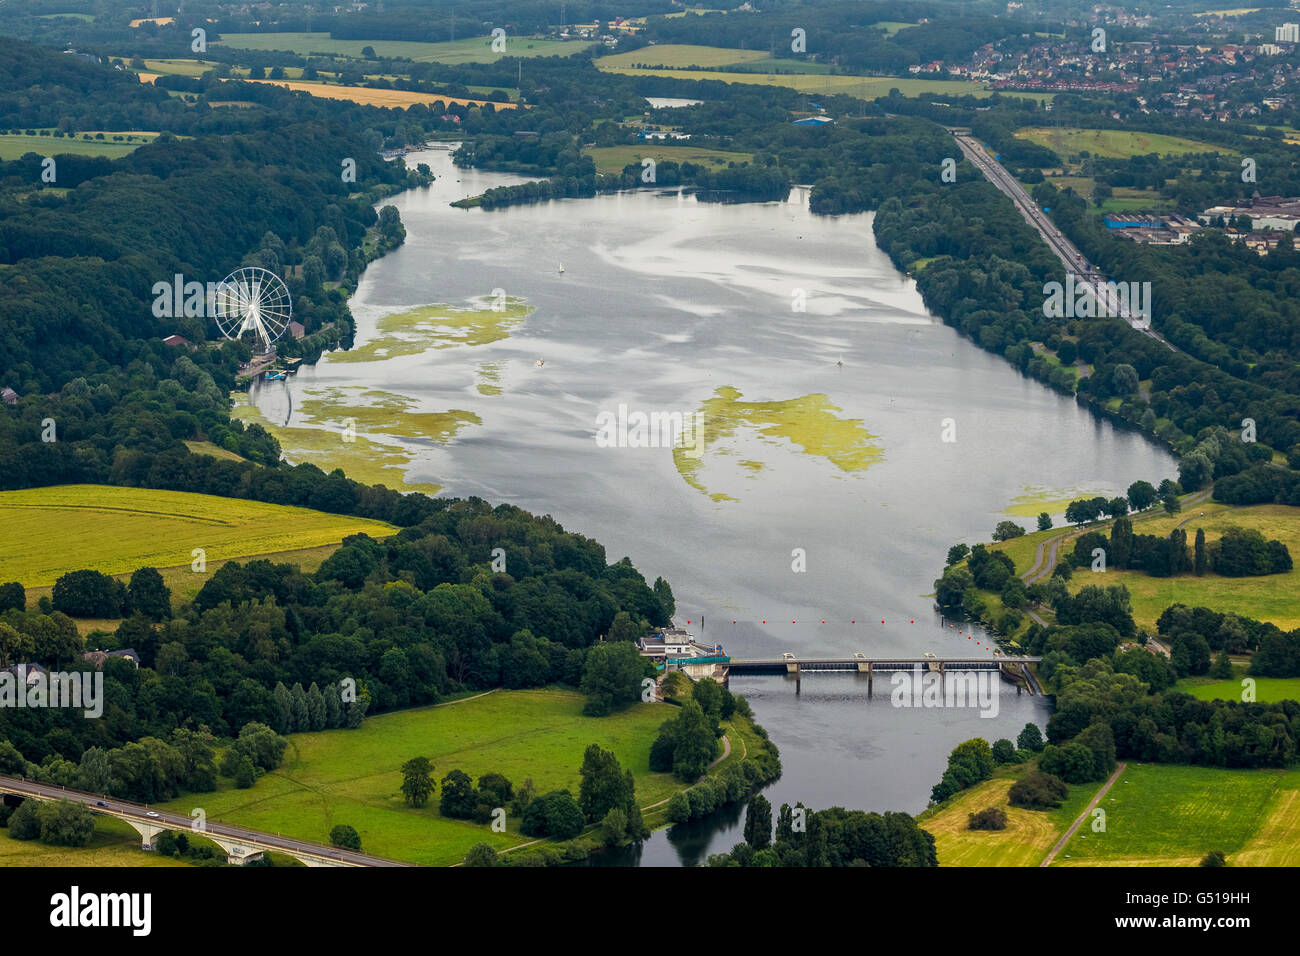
[249,147,1177,864]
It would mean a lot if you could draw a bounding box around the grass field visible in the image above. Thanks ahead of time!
[158,689,684,866]
[182,440,248,462]
[1015,127,1232,161]
[1054,763,1300,866]
[214,32,593,64]
[0,484,395,589]
[599,44,770,69]
[920,767,1104,866]
[585,144,753,175]
[1175,676,1300,703]
[595,65,1043,101]
[0,815,190,867]
[0,132,152,160]
[871,21,916,36]
[1066,504,1300,632]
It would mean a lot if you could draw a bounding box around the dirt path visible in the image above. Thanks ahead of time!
[1039,761,1127,867]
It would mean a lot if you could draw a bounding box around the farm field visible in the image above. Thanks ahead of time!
[0,484,396,589]
[158,689,686,866]
[598,44,770,69]
[239,78,518,109]
[213,32,593,63]
[1065,504,1300,632]
[585,144,753,175]
[1054,763,1300,866]
[1015,127,1232,160]
[594,65,1043,101]
[0,132,152,160]
[1175,676,1300,703]
[920,769,1105,866]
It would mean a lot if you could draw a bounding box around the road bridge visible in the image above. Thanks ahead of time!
[0,776,412,867]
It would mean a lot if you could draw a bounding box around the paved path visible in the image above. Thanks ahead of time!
[1039,762,1127,867]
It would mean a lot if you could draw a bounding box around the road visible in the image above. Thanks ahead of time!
[950,131,1179,353]
[0,776,411,867]
[1040,762,1128,866]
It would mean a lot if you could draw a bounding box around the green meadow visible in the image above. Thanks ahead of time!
[158,689,684,866]
[1055,763,1300,866]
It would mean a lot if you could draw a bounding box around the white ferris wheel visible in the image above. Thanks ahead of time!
[212,266,293,355]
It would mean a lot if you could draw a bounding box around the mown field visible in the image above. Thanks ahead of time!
[1065,504,1300,632]
[1015,127,1232,161]
[0,484,396,589]
[0,132,152,160]
[158,689,687,866]
[241,78,517,109]
[585,144,753,175]
[214,32,593,63]
[594,65,1044,101]
[1055,763,1300,866]
[1175,676,1300,703]
[920,768,1104,866]
[599,44,770,69]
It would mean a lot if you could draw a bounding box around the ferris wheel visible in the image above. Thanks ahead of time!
[213,266,292,355]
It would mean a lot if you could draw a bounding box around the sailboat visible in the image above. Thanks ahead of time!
[557,261,564,274]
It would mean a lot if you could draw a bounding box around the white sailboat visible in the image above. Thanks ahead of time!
[557,261,564,274]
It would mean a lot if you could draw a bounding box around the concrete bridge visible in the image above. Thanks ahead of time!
[713,653,1043,694]
[0,776,411,867]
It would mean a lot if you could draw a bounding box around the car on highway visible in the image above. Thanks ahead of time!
[146,810,159,818]
[96,801,106,807]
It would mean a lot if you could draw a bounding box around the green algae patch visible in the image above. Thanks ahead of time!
[231,389,466,494]
[674,386,882,500]
[475,362,505,396]
[297,387,481,441]
[1006,485,1116,518]
[332,298,533,363]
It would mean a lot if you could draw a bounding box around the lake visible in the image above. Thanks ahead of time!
[246,147,1177,864]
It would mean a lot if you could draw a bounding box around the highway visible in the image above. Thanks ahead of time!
[0,776,412,867]
[950,130,1179,354]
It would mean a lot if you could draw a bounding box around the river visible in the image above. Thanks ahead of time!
[247,147,1177,865]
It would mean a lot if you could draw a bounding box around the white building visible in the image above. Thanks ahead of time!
[1275,23,1299,43]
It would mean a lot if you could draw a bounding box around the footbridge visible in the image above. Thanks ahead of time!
[0,776,412,867]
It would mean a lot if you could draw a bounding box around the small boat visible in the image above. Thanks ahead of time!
[535,359,544,367]
[557,262,564,274]
[265,370,284,381]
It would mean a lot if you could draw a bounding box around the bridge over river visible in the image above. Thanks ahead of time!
[675,653,1044,695]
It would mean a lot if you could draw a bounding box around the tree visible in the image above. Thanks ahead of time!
[968,806,1007,830]
[946,543,970,566]
[1194,528,1208,576]
[1037,512,1053,531]
[579,744,632,822]
[1127,480,1158,511]
[992,738,1017,763]
[520,790,585,839]
[330,824,361,850]
[361,45,377,58]
[670,700,717,781]
[743,794,772,850]
[601,807,628,845]
[234,756,256,789]
[0,582,25,613]
[1017,722,1044,752]
[400,756,435,808]
[580,640,647,716]
[7,799,41,840]
[52,569,125,617]
[1008,770,1068,809]
[439,769,476,818]
[464,842,498,867]
[1200,850,1227,867]
[1210,651,1234,679]
[992,520,1026,541]
[1111,364,1139,396]
[126,567,171,620]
